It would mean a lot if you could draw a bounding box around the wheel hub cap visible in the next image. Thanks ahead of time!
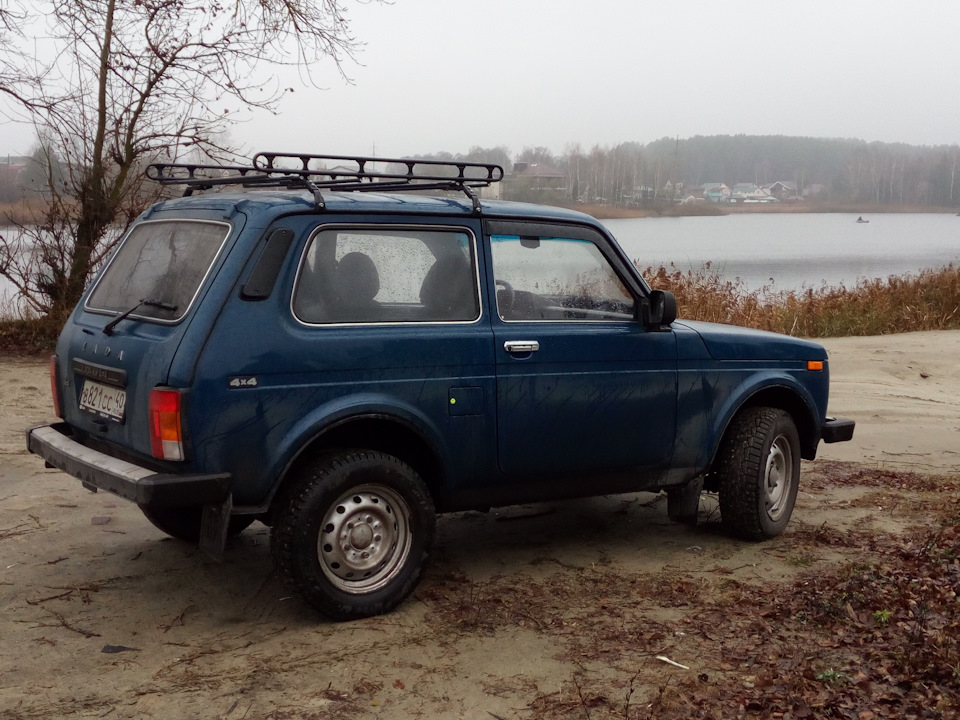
[318,484,412,594]
[349,523,374,550]
[764,435,794,522]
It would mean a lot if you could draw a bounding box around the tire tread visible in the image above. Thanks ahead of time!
[716,407,798,540]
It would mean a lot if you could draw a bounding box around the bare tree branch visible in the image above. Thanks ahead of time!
[0,0,374,319]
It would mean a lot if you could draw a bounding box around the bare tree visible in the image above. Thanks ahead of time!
[0,1,38,109]
[0,0,16,37]
[461,145,511,170]
[563,143,584,203]
[0,0,371,321]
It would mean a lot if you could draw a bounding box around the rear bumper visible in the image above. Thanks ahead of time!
[822,416,856,443]
[26,422,230,509]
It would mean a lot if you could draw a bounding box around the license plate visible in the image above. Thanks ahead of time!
[79,379,126,422]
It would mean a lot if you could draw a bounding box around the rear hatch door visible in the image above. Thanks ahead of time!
[57,215,241,461]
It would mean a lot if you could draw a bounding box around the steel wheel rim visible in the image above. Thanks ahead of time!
[318,484,413,594]
[763,434,794,522]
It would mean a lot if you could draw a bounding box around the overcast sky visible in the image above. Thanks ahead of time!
[3,0,959,159]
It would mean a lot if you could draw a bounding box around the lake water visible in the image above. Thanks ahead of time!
[604,212,960,292]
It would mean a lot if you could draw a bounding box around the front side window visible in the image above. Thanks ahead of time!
[86,220,231,322]
[490,234,634,321]
[293,227,479,324]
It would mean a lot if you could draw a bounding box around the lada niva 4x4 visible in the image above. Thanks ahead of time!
[27,153,854,620]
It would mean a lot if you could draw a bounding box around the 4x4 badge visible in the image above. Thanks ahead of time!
[228,376,258,389]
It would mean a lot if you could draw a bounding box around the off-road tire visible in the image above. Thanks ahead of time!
[141,506,254,542]
[716,407,800,540]
[270,450,435,621]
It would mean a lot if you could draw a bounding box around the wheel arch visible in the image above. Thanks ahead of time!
[263,413,446,522]
[707,381,821,485]
[740,386,819,458]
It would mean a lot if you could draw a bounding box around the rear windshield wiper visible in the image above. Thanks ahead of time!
[103,298,178,336]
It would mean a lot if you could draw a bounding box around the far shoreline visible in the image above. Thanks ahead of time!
[568,201,960,220]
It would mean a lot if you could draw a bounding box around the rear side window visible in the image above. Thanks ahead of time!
[293,227,479,324]
[86,220,231,322]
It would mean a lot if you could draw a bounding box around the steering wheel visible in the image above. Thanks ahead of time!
[495,279,515,319]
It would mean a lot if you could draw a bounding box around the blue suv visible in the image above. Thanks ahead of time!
[27,153,854,620]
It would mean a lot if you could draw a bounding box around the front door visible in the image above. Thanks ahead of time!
[486,221,678,478]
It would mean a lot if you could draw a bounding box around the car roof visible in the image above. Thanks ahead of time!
[148,190,604,228]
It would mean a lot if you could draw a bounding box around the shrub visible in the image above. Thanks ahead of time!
[641,262,960,337]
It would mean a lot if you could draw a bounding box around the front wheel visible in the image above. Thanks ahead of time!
[270,450,435,621]
[716,407,801,540]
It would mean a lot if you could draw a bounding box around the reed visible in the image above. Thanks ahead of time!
[0,198,53,226]
[641,262,960,337]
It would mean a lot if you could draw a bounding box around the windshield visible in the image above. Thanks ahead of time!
[86,220,231,322]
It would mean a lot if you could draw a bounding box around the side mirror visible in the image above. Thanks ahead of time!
[642,290,677,328]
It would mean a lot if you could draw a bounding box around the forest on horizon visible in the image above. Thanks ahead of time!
[3,134,959,209]
[417,134,960,208]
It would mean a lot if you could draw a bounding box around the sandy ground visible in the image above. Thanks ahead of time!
[815,330,960,473]
[0,330,957,719]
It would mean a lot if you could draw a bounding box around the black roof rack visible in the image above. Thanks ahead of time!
[146,152,504,213]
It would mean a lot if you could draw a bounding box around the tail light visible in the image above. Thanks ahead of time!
[149,388,184,461]
[49,355,63,418]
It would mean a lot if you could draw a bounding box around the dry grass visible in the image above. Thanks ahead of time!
[0,198,51,226]
[3,263,959,354]
[643,262,960,337]
[0,316,61,355]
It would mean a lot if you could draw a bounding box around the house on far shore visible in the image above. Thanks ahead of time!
[511,162,566,190]
[505,162,567,202]
[700,182,730,203]
[730,183,777,203]
[763,181,797,200]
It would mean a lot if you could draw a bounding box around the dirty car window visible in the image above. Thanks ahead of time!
[490,234,634,321]
[86,220,230,322]
[294,227,479,324]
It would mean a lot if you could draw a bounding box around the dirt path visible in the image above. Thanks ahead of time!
[1,332,957,718]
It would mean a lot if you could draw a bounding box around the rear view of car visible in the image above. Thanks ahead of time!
[36,215,242,538]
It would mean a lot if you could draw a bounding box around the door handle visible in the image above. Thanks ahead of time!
[504,340,540,354]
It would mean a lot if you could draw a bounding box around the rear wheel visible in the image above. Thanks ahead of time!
[716,407,800,540]
[270,450,435,621]
[141,506,254,542]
